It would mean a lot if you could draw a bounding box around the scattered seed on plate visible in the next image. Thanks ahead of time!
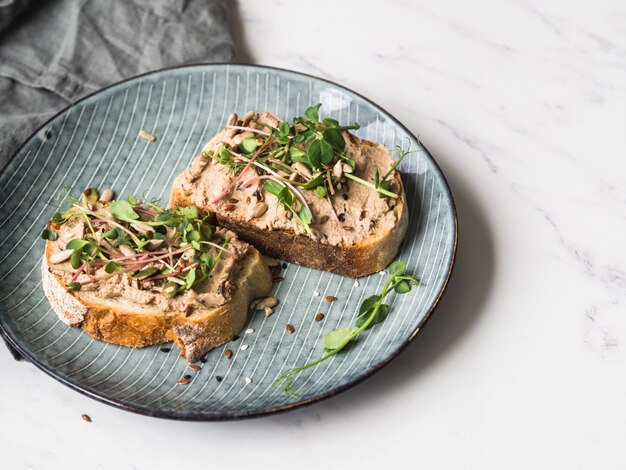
[138,129,156,142]
[245,328,254,334]
[313,291,320,296]
[325,295,337,302]
[177,378,190,385]
[216,376,223,382]
[354,280,360,287]
[245,377,252,384]
[188,364,201,371]
[286,324,295,334]
[282,263,287,269]
[224,349,233,360]
[378,271,386,276]
[160,347,171,353]
[183,374,192,380]
[315,313,325,322]
[240,344,249,351]
[81,414,92,423]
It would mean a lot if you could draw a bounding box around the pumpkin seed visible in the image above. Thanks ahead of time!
[162,282,179,298]
[133,267,159,280]
[82,187,98,205]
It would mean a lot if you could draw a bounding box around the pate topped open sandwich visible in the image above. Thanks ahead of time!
[170,104,410,278]
[41,192,272,362]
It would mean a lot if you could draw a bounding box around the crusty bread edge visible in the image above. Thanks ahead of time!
[42,243,272,362]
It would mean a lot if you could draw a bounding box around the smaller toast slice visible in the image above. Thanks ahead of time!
[41,198,272,362]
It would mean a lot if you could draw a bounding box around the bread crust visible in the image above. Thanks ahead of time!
[42,242,272,362]
[170,167,408,278]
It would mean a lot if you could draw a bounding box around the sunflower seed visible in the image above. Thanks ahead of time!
[255,297,278,310]
[99,188,114,202]
[50,249,73,264]
[251,201,268,218]
[138,130,156,142]
[294,162,312,179]
[332,160,343,179]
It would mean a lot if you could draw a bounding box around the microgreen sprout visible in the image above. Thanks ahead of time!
[44,191,229,297]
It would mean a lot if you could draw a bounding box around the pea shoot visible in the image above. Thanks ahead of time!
[274,261,421,397]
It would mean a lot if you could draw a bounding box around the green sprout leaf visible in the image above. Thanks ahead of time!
[240,137,260,154]
[41,228,58,241]
[104,261,124,273]
[323,328,355,352]
[109,200,139,221]
[323,128,345,152]
[66,282,81,292]
[304,103,322,123]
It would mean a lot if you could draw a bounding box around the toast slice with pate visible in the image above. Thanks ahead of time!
[170,104,409,278]
[41,193,272,362]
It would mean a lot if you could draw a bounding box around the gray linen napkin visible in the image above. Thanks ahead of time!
[0,0,235,167]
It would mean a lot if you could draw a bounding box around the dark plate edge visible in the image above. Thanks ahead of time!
[0,62,458,421]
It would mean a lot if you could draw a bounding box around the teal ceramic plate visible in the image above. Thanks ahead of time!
[0,64,456,420]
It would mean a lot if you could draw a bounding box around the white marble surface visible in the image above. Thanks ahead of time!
[2,0,626,467]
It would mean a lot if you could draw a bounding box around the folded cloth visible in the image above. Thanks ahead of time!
[0,0,235,167]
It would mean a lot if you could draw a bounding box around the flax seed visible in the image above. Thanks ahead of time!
[315,313,325,322]
[325,295,337,302]
[224,349,233,360]
[189,364,201,371]
[286,324,295,334]
[81,414,92,422]
[177,378,190,385]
